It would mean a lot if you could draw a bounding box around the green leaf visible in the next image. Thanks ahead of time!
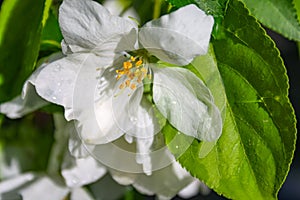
[39,8,63,58]
[294,0,300,23]
[0,0,49,102]
[240,0,300,41]
[164,0,296,199]
[166,0,228,18]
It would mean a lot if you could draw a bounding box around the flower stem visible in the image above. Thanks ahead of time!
[153,0,162,19]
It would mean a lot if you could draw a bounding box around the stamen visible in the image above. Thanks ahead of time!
[130,56,136,61]
[130,83,136,90]
[115,55,151,96]
[136,59,143,67]
[119,83,125,89]
[125,79,131,87]
[123,61,132,69]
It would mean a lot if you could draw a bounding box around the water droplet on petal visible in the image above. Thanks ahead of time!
[171,101,177,105]
[130,116,137,123]
[52,96,57,100]
[54,64,61,72]
[71,177,79,185]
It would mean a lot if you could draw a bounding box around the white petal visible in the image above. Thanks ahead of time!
[132,161,194,200]
[0,173,35,193]
[61,151,107,188]
[153,67,222,141]
[70,60,120,144]
[0,53,63,118]
[93,134,177,179]
[0,174,69,200]
[35,54,86,112]
[135,137,154,175]
[120,97,161,174]
[68,127,95,158]
[59,0,137,56]
[139,4,214,65]
[0,156,21,179]
[75,62,145,144]
[91,136,145,174]
[109,169,137,185]
[132,100,165,174]
[126,97,162,139]
[19,176,69,200]
[178,179,201,198]
[71,187,94,200]
[0,85,48,119]
[0,53,63,119]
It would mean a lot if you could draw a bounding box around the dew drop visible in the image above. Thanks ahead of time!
[130,116,137,122]
[175,145,179,149]
[71,177,79,185]
[54,64,61,72]
[171,101,177,105]
[52,96,57,100]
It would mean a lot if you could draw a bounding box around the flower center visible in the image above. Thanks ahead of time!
[115,55,152,94]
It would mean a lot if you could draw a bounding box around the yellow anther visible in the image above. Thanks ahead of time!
[128,72,135,80]
[119,83,125,89]
[136,59,143,67]
[130,83,136,90]
[130,56,136,61]
[123,61,132,69]
[114,55,148,95]
[125,79,131,87]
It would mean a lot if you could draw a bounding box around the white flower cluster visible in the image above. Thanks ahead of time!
[0,0,222,199]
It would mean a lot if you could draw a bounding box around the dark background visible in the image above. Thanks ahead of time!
[269,30,300,200]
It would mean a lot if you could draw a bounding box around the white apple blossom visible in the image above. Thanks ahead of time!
[0,0,222,199]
